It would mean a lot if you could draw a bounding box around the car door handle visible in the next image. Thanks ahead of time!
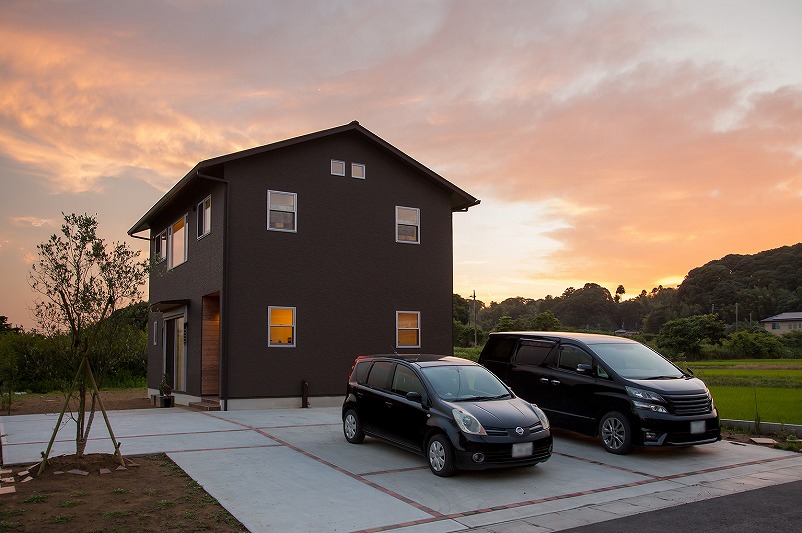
[551,380,560,385]
[540,378,550,383]
[385,401,393,408]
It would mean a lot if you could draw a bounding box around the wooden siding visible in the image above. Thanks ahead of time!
[202,294,220,395]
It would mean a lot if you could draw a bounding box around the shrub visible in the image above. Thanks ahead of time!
[722,330,786,359]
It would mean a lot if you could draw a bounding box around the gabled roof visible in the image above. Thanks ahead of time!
[129,121,479,235]
[760,312,802,323]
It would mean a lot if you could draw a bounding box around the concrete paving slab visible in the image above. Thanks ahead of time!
[268,423,427,475]
[169,446,434,533]
[1,408,277,464]
[365,452,644,516]
[4,407,802,533]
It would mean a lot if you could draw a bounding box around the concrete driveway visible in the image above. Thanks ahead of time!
[3,407,802,532]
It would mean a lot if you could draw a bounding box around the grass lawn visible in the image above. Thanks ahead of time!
[709,386,802,425]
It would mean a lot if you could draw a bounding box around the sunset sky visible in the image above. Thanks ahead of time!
[2,0,802,330]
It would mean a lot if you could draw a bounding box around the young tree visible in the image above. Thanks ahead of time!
[29,213,148,458]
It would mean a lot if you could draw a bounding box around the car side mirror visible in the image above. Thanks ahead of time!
[406,391,423,403]
[576,363,593,374]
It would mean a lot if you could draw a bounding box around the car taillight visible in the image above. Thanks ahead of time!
[349,355,365,379]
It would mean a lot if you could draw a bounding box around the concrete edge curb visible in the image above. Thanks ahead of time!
[721,418,802,437]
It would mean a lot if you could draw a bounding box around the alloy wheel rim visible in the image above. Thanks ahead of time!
[602,418,625,449]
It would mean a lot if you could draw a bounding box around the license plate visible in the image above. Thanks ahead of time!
[690,420,706,434]
[512,442,533,458]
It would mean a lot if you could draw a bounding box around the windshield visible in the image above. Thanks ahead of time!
[420,364,511,401]
[591,342,683,379]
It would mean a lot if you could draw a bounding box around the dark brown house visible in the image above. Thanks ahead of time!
[128,122,479,409]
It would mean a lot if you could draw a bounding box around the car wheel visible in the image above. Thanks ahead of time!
[343,409,365,444]
[599,411,633,454]
[427,434,456,477]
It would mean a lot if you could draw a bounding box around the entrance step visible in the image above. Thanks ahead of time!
[188,398,221,411]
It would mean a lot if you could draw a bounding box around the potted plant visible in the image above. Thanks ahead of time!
[158,374,174,407]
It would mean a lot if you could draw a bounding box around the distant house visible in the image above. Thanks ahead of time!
[760,312,802,336]
[128,121,479,409]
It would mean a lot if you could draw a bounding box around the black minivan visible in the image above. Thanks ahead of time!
[479,332,721,454]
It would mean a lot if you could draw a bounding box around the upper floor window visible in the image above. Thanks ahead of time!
[168,215,187,268]
[331,160,346,176]
[268,190,297,232]
[154,230,167,263]
[197,196,211,238]
[268,306,295,347]
[396,311,420,348]
[396,206,420,244]
[351,163,366,179]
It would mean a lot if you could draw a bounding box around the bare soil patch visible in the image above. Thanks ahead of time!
[1,453,245,532]
[3,388,153,417]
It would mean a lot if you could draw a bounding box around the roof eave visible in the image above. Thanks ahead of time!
[128,121,480,234]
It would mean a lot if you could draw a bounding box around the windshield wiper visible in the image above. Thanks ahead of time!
[455,394,510,401]
[640,375,681,380]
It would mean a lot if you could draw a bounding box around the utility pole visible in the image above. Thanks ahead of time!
[471,290,477,346]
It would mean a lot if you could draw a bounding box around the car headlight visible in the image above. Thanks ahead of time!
[633,400,668,413]
[452,408,486,435]
[626,387,668,413]
[530,403,550,430]
[704,386,715,411]
[626,386,665,402]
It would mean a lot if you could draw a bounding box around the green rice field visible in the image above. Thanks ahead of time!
[687,359,802,424]
[708,386,802,425]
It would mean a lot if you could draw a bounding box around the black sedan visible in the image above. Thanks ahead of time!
[342,354,552,476]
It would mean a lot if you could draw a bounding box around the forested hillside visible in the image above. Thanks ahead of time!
[454,243,802,345]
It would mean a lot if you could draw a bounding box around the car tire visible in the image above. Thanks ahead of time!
[343,408,365,444]
[427,434,457,477]
[599,411,633,454]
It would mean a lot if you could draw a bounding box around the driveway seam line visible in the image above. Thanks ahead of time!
[203,412,446,519]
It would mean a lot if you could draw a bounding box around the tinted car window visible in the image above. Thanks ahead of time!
[391,365,426,396]
[366,361,394,390]
[481,337,518,362]
[591,342,683,379]
[514,341,554,366]
[353,361,371,384]
[558,345,593,372]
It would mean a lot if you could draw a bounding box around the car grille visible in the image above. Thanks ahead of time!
[481,442,552,463]
[663,392,713,415]
[484,422,544,437]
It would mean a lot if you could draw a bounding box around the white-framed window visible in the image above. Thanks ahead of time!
[154,230,167,263]
[331,159,346,176]
[351,163,366,179]
[168,215,188,268]
[268,306,296,347]
[396,206,420,244]
[197,196,211,238]
[396,311,420,348]
[268,190,297,232]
